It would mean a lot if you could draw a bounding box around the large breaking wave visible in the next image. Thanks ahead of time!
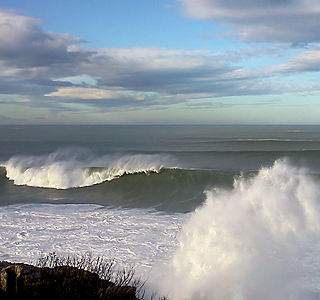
[2,149,175,189]
[2,156,320,299]
[151,159,320,300]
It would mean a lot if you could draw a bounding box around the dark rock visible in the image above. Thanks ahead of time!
[0,261,138,300]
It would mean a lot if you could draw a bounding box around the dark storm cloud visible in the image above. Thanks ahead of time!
[179,0,320,43]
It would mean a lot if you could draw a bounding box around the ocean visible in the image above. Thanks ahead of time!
[1,125,320,299]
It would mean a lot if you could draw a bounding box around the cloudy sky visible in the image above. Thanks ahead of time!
[0,0,320,124]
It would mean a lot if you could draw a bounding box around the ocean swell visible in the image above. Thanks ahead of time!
[3,149,174,189]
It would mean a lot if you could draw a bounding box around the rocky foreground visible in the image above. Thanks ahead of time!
[0,261,139,300]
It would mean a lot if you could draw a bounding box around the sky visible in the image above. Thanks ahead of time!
[0,0,320,124]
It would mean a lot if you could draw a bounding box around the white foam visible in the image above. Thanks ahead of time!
[152,159,320,300]
[3,148,174,189]
[3,159,320,299]
[0,203,184,277]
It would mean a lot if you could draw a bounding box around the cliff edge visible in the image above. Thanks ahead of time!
[0,261,138,300]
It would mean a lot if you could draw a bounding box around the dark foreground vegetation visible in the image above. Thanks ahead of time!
[0,253,145,300]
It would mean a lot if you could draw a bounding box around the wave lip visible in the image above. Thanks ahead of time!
[4,149,174,189]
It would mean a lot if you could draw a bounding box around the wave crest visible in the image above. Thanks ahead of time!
[4,149,173,189]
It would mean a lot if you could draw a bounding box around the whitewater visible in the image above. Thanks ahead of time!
[153,159,320,299]
[1,125,320,299]
[2,159,320,299]
[3,149,173,189]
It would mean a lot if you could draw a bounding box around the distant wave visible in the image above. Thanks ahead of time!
[234,138,315,142]
[0,163,239,212]
[3,147,320,190]
[182,138,319,143]
[3,148,177,189]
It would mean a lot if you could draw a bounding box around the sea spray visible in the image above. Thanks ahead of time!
[4,148,174,189]
[152,159,320,300]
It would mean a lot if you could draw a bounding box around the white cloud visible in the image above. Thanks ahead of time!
[45,87,117,99]
[179,0,320,43]
[269,47,320,73]
[53,74,99,86]
[1,9,320,112]
[45,87,154,102]
[0,10,87,68]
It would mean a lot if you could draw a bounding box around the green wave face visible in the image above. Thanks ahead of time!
[0,166,240,212]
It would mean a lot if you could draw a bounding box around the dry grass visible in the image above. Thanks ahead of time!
[36,252,146,299]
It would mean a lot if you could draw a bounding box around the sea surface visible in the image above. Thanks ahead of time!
[1,125,320,299]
